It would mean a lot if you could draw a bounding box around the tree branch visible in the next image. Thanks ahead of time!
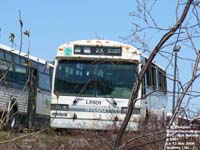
[113,0,193,149]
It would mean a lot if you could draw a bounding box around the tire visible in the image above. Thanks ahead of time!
[6,110,18,129]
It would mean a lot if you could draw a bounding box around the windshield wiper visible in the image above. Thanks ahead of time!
[73,79,91,105]
[104,95,117,107]
[73,97,84,105]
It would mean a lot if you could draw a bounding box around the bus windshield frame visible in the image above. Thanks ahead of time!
[54,60,137,99]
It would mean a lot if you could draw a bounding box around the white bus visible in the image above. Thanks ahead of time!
[0,44,53,129]
[50,40,167,130]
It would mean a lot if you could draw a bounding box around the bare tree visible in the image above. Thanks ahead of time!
[113,0,195,149]
[0,10,33,129]
[168,45,200,127]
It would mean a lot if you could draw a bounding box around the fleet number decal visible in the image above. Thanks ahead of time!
[86,100,101,105]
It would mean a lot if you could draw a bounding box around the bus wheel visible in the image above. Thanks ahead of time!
[10,111,17,128]
[7,110,18,129]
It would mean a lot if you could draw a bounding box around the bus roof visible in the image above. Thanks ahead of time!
[140,53,166,71]
[0,43,53,66]
[57,40,140,61]
[59,40,139,50]
[57,40,165,71]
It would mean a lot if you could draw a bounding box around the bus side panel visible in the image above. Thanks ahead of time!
[0,85,28,113]
[35,89,51,116]
[141,87,167,129]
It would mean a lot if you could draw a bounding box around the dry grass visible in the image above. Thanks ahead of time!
[0,127,167,150]
[0,129,114,150]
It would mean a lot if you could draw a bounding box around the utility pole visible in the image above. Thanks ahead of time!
[172,45,181,114]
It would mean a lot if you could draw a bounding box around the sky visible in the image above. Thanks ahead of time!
[1,0,199,115]
[0,0,136,60]
[0,0,177,60]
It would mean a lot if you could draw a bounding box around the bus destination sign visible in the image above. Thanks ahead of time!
[74,46,122,56]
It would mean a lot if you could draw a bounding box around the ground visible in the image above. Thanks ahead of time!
[0,128,166,150]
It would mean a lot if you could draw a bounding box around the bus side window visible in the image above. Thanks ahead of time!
[162,72,167,94]
[0,49,4,60]
[49,67,53,89]
[0,50,4,79]
[4,52,14,83]
[151,65,156,89]
[5,52,12,62]
[21,57,26,66]
[13,54,20,65]
[142,74,146,96]
[38,72,51,91]
[146,65,151,87]
[141,65,146,96]
[146,63,157,90]
[38,64,44,72]
[158,69,162,90]
[158,68,167,94]
[15,65,27,87]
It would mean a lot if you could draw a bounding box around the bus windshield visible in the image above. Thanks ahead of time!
[54,60,137,99]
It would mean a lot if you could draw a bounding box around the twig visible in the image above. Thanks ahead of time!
[0,130,45,145]
[120,130,166,148]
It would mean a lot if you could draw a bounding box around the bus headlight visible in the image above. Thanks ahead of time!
[121,107,128,114]
[51,104,69,111]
